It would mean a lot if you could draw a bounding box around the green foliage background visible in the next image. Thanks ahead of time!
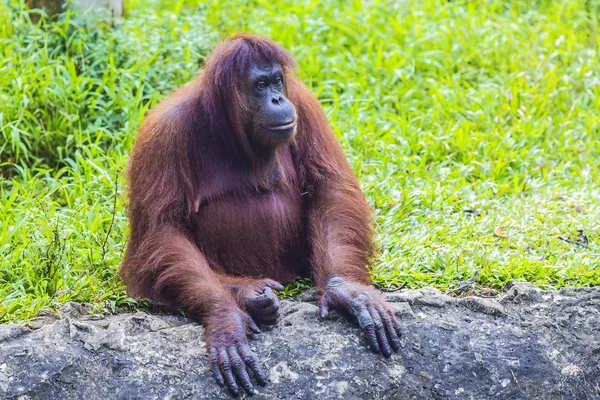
[1,0,599,322]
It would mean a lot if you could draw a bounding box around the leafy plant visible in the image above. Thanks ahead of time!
[1,0,599,323]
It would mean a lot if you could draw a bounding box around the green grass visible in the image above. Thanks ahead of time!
[1,0,599,323]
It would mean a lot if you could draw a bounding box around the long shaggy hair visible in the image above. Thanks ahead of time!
[119,34,373,316]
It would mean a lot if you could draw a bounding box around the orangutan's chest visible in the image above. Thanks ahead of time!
[193,189,304,255]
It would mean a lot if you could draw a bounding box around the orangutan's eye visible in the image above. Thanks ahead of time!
[256,81,267,90]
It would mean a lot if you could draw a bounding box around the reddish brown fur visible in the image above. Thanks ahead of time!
[119,33,373,324]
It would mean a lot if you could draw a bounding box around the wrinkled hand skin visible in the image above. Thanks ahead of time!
[230,279,284,326]
[320,277,402,357]
[206,304,268,397]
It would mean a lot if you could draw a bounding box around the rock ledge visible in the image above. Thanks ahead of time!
[1,283,599,399]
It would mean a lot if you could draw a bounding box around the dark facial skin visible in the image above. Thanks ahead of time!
[247,63,297,146]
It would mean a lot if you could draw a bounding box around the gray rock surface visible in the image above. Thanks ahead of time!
[1,282,599,399]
